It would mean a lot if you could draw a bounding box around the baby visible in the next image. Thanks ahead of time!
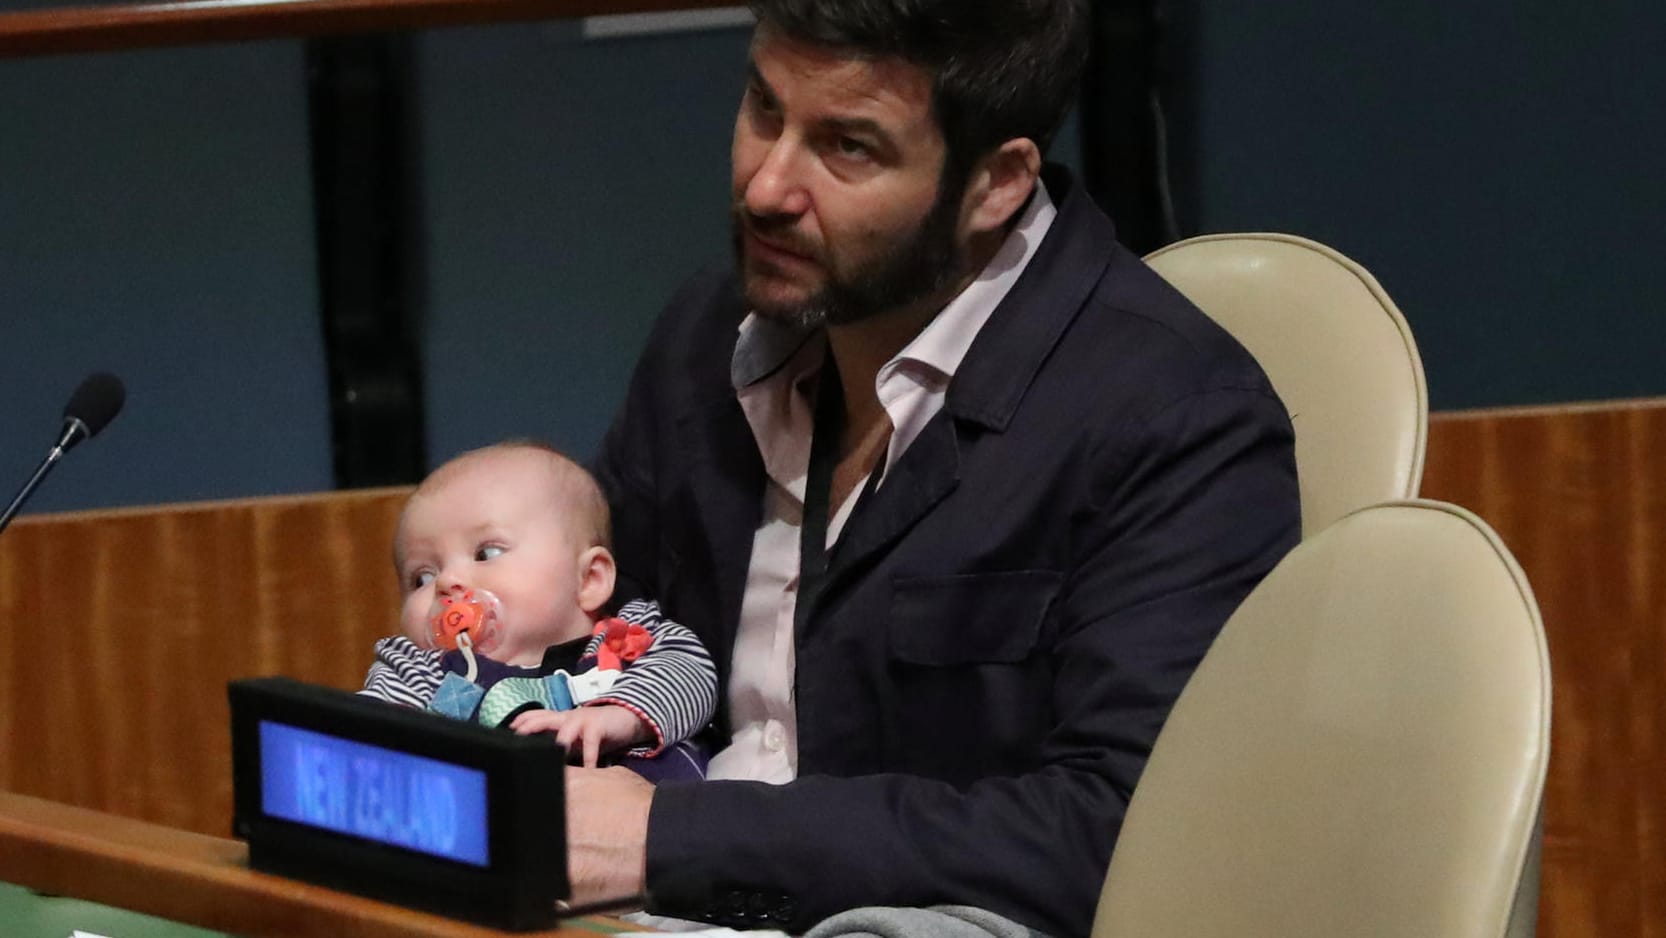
[360,441,714,778]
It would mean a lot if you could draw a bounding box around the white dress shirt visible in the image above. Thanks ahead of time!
[706,184,1058,782]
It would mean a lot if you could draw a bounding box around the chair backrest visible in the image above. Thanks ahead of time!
[1093,499,1550,938]
[1145,233,1428,536]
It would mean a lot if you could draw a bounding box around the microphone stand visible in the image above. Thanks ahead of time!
[0,417,89,537]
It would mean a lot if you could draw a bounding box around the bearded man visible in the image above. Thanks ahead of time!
[570,2,1302,934]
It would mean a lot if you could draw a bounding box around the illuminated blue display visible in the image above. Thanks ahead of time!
[259,721,490,867]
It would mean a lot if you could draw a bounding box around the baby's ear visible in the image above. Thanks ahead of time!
[575,546,617,615]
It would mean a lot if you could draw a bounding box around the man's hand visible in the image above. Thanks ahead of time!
[564,765,653,906]
[510,704,652,767]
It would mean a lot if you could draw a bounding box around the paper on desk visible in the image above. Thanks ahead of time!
[621,913,790,937]
[652,931,789,938]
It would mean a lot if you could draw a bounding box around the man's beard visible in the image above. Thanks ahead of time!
[732,179,966,329]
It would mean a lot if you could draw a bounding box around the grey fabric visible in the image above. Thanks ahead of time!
[805,906,1049,938]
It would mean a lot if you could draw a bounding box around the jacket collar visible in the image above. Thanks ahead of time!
[945,166,1117,431]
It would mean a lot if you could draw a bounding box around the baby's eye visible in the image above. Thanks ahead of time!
[475,545,505,562]
[408,569,435,591]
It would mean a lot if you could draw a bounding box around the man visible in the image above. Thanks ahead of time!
[572,1,1301,934]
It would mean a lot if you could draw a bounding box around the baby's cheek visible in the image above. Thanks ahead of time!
[400,597,433,646]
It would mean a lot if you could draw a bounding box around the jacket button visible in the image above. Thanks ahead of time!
[747,892,776,921]
[724,889,748,910]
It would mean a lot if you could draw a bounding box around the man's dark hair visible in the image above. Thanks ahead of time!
[747,0,1090,184]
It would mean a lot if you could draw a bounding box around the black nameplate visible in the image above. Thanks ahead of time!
[230,677,567,930]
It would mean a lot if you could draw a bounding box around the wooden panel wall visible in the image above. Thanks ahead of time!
[0,488,410,838]
[1422,399,1666,938]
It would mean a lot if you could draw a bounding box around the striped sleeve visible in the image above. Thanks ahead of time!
[586,598,718,756]
[358,635,445,709]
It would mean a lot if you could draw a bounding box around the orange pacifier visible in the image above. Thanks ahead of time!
[428,587,503,655]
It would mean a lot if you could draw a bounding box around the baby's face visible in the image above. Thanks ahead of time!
[394,451,593,667]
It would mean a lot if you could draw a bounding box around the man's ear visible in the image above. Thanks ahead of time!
[575,546,618,615]
[961,137,1043,237]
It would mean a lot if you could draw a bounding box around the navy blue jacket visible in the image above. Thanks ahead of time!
[592,170,1301,937]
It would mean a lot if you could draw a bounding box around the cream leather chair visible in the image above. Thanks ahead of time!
[1145,234,1428,536]
[1092,500,1549,938]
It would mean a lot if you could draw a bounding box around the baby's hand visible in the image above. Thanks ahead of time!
[510,705,651,767]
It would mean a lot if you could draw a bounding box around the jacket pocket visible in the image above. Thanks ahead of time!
[889,570,1061,665]
[883,570,1061,782]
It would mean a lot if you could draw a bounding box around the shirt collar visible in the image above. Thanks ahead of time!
[731,312,817,390]
[882,182,1056,386]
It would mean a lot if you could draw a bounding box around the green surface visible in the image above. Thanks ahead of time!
[0,882,233,938]
[564,918,640,934]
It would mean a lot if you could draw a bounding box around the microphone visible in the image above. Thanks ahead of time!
[0,372,126,537]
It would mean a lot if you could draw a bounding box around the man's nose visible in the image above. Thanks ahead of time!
[743,139,812,219]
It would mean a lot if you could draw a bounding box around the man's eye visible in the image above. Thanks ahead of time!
[745,91,782,130]
[475,545,505,562]
[745,80,778,114]
[408,570,435,591]
[835,137,872,161]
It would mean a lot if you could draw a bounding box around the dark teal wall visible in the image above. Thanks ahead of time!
[0,18,757,515]
[415,21,751,463]
[0,38,333,513]
[1170,0,1665,408]
[1,4,1659,515]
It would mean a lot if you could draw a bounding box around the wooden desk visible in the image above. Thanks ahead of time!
[0,789,630,937]
[0,0,740,58]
